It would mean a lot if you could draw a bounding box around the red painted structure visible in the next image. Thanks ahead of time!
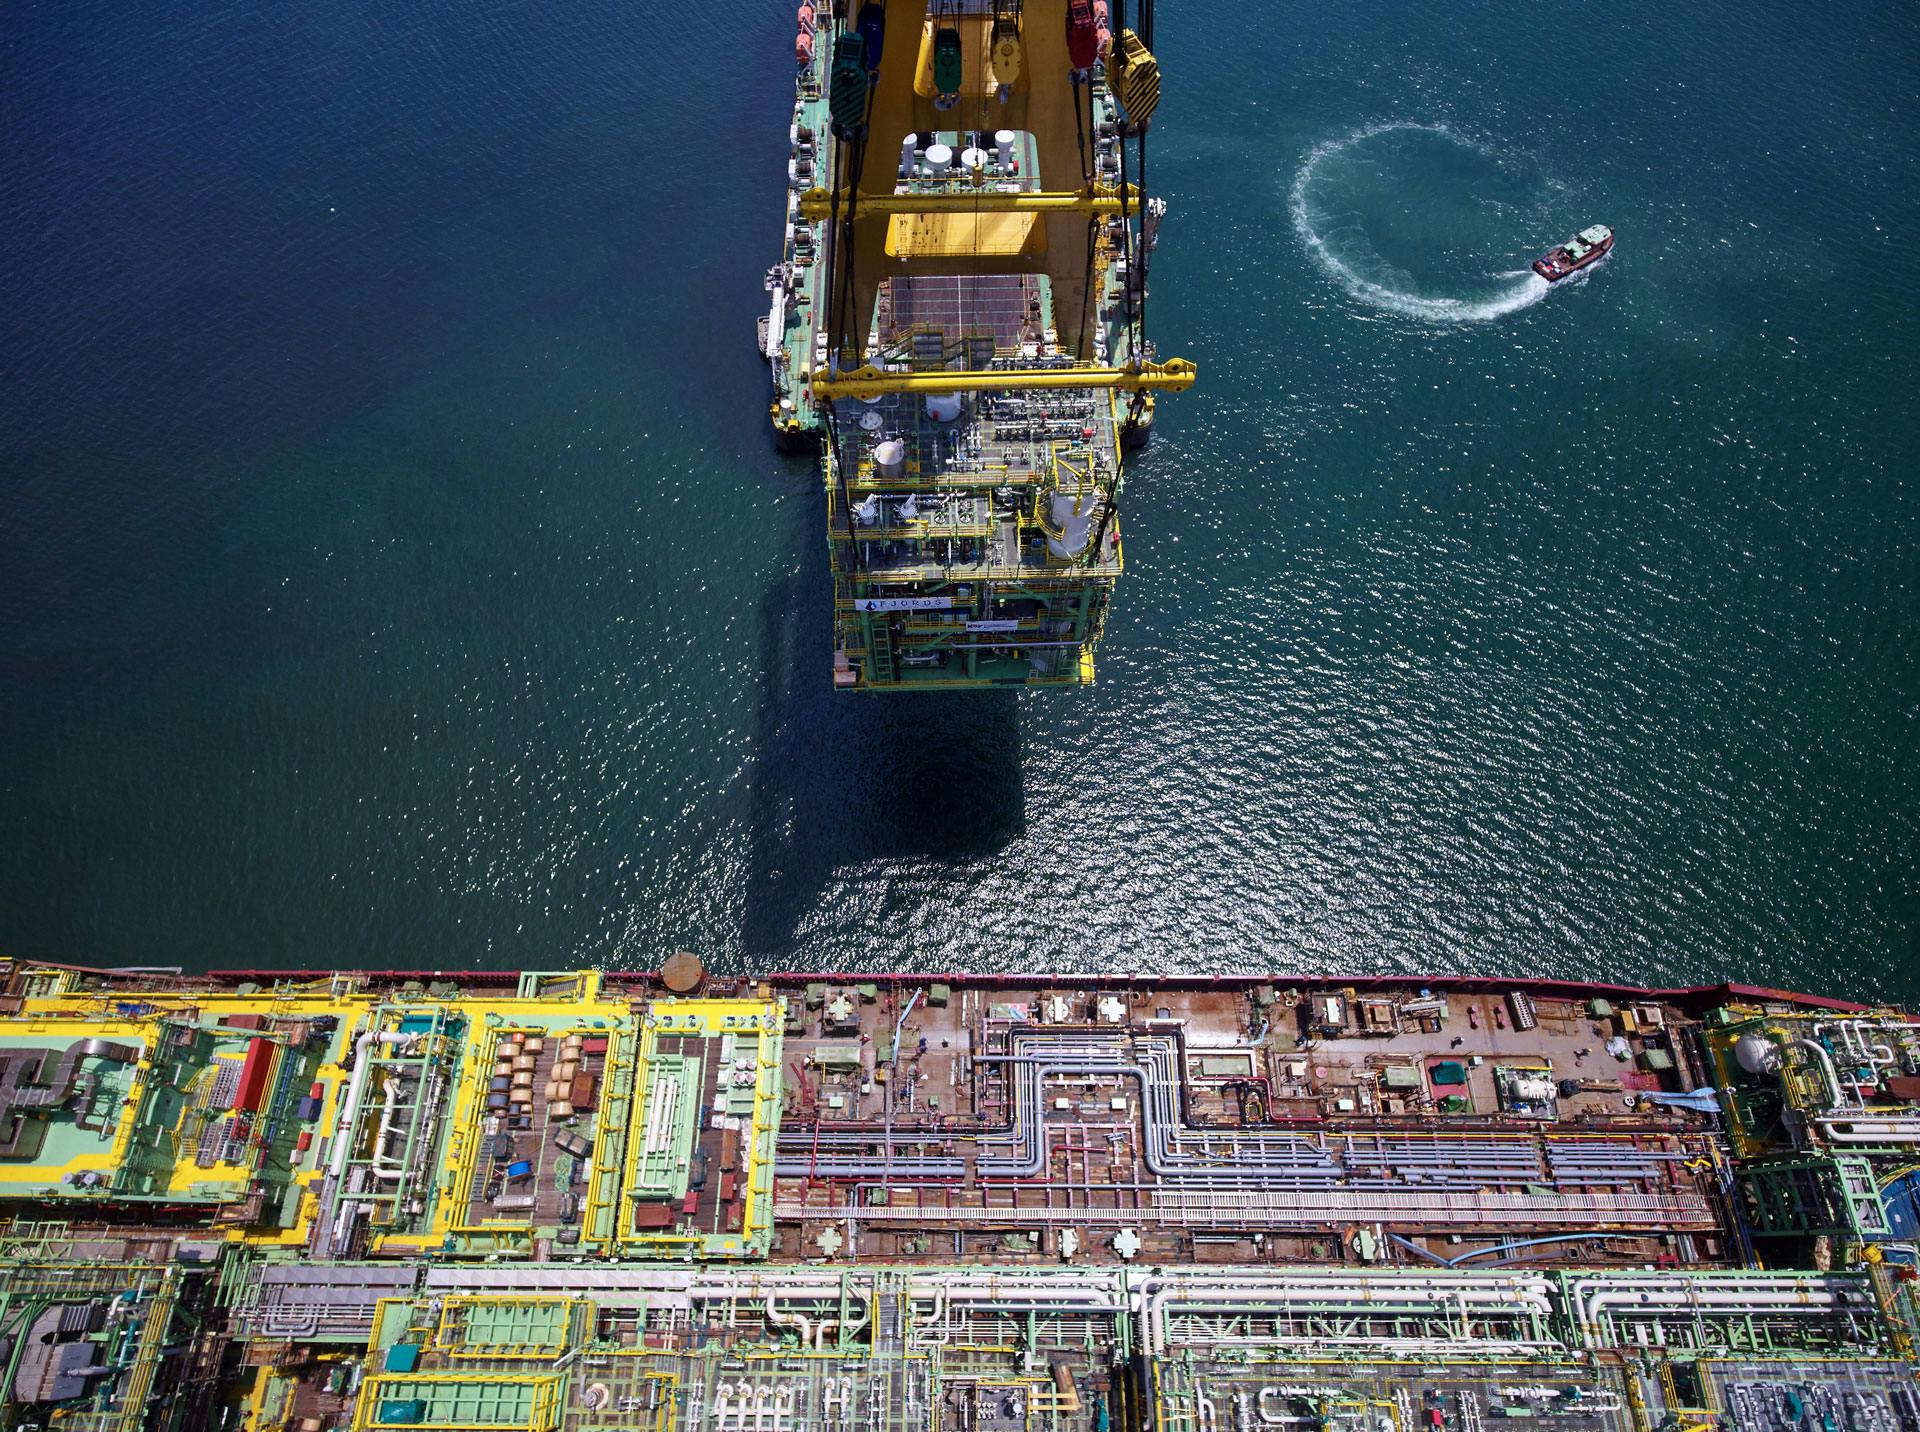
[232,1036,274,1115]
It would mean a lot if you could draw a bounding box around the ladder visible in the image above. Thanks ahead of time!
[586,1026,638,1248]
[868,618,897,685]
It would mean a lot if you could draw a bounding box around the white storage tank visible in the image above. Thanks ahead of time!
[925,393,962,423]
[1735,1033,1782,1075]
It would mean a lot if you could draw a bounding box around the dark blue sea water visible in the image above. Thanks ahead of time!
[3,0,1916,995]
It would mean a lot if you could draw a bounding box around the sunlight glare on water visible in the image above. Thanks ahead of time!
[0,0,1915,997]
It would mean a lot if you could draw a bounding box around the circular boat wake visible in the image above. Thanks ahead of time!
[1291,124,1563,324]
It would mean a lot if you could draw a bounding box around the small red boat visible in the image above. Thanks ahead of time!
[1533,224,1613,282]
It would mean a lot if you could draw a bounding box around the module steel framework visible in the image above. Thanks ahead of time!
[762,0,1193,690]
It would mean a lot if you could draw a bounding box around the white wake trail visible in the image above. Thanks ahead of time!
[1290,125,1557,325]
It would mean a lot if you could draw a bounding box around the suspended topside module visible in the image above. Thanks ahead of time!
[763,0,1195,690]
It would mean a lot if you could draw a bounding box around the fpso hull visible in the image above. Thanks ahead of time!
[3,953,1914,1430]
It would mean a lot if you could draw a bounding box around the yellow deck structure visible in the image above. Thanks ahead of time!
[763,1,1194,689]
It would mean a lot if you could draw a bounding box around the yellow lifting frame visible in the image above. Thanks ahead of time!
[810,358,1196,398]
[795,184,1142,221]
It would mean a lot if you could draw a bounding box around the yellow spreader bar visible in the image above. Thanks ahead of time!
[810,358,1197,399]
[795,184,1142,220]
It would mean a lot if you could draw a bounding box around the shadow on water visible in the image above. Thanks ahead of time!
[738,560,1027,959]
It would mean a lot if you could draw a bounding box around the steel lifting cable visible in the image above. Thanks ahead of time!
[826,141,845,357]
[843,96,879,360]
[1083,0,1130,561]
[1072,28,1104,357]
[1085,417,1119,566]
[1074,60,1098,352]
[1113,81,1139,356]
[1123,0,1144,349]
[1071,59,1090,187]
[1083,476,1116,570]
[1127,119,1152,429]
[831,83,878,365]
[837,128,870,361]
[1110,3,1163,413]
[1077,207,1097,360]
[828,8,886,364]
[830,137,854,358]
[1106,0,1139,360]
[959,134,978,375]
[1125,0,1157,371]
[1085,74,1100,197]
[967,9,993,361]
[825,25,863,359]
[825,404,859,545]
[1135,129,1150,346]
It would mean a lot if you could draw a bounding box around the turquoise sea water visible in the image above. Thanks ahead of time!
[2,0,1916,995]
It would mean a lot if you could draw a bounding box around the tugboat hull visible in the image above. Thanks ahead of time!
[1532,225,1614,282]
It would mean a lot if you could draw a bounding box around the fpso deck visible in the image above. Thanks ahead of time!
[0,959,1915,1431]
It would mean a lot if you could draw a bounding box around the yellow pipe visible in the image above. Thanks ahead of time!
[796,185,1142,220]
[810,359,1197,398]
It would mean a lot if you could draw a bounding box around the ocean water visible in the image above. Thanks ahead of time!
[2,0,1916,996]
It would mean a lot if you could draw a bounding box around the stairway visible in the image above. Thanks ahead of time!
[867,620,897,685]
